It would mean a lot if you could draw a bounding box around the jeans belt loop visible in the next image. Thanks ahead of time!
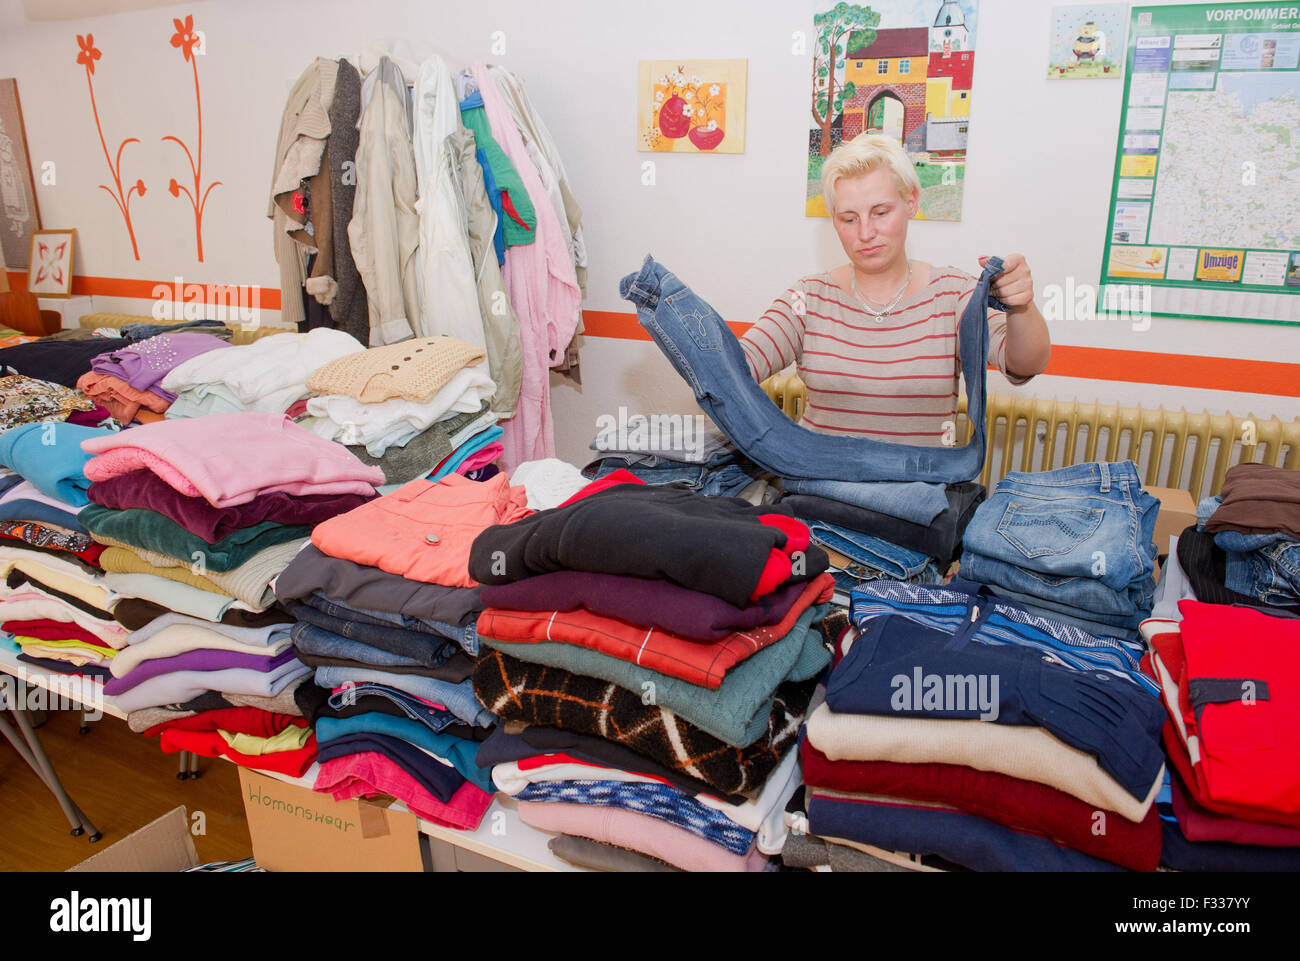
[1099,461,1111,492]
[631,282,659,310]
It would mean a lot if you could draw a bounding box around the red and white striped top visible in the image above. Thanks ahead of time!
[740,266,1026,445]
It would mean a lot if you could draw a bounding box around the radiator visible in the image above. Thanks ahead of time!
[759,374,1300,501]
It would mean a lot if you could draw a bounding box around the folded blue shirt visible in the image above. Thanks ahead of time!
[315,713,494,792]
[0,422,112,508]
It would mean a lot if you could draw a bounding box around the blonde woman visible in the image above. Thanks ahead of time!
[741,134,1051,443]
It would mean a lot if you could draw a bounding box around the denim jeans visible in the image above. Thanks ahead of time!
[314,665,496,728]
[782,479,949,525]
[586,456,762,498]
[289,622,429,670]
[986,583,1148,636]
[619,254,1009,483]
[829,562,940,597]
[298,590,480,655]
[1196,495,1222,531]
[326,682,459,734]
[809,521,933,580]
[1218,532,1300,606]
[960,552,1153,622]
[960,461,1160,594]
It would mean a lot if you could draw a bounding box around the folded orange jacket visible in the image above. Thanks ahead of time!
[477,572,834,689]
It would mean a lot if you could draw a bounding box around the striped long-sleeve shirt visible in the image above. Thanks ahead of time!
[740,266,1027,444]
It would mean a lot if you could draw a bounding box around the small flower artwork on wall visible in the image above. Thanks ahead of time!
[637,59,747,154]
[27,229,76,298]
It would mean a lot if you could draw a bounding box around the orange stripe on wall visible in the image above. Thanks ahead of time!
[5,272,281,310]
[6,278,1296,397]
[581,308,1300,397]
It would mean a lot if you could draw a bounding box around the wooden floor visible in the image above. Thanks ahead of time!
[0,706,253,871]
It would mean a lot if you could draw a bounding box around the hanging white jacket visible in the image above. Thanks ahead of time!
[411,55,488,351]
[348,56,420,346]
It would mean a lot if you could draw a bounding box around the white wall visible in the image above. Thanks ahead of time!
[1,0,1296,470]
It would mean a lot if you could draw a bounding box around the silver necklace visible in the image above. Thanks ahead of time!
[852,260,913,323]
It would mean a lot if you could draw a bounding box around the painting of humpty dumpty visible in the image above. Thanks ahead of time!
[1048,4,1128,79]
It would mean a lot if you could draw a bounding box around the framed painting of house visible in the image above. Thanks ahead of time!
[807,1,983,221]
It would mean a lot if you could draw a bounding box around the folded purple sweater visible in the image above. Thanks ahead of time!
[478,571,809,642]
[103,646,299,695]
[87,469,375,543]
[90,333,229,401]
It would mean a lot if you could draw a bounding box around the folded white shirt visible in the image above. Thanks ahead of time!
[161,328,363,408]
[110,661,312,713]
[305,365,495,454]
[110,624,294,678]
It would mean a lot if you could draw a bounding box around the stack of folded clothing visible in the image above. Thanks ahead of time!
[300,336,500,486]
[117,318,233,343]
[0,335,131,389]
[792,579,1168,872]
[581,417,769,499]
[78,412,384,620]
[0,422,125,677]
[1141,591,1300,871]
[108,612,315,775]
[76,332,230,424]
[0,375,98,432]
[277,471,529,830]
[781,478,985,595]
[467,470,833,871]
[1188,464,1300,612]
[959,461,1159,640]
[159,328,363,418]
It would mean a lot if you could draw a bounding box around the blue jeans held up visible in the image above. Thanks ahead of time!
[618,254,1009,484]
[961,461,1160,593]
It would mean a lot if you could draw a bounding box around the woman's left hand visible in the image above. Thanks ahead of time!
[980,253,1034,310]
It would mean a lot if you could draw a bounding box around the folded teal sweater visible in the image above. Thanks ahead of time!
[479,604,831,748]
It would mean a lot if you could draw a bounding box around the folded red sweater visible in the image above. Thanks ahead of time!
[143,705,307,739]
[800,739,1161,872]
[157,727,317,777]
[477,573,833,690]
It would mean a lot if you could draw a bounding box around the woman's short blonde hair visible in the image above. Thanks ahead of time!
[821,134,921,214]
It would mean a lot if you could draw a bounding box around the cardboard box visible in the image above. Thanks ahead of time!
[68,807,199,872]
[1148,485,1198,556]
[239,769,423,872]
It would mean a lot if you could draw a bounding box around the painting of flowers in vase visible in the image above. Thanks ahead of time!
[638,59,747,154]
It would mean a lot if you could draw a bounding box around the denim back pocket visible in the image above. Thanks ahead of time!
[664,294,723,352]
[997,500,1105,559]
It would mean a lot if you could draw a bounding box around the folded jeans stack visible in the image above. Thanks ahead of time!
[960,461,1159,640]
[1201,464,1300,610]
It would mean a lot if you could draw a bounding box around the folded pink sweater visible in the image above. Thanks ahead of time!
[518,801,769,873]
[315,751,493,831]
[81,412,385,508]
